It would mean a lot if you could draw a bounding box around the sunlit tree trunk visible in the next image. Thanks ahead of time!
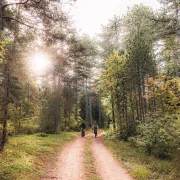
[55,74,60,133]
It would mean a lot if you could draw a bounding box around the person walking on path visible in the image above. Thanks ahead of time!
[80,121,86,137]
[92,121,98,138]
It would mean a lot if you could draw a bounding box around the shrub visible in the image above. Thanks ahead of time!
[36,133,49,137]
[130,116,180,158]
[132,167,150,180]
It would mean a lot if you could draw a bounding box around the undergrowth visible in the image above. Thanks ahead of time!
[0,132,78,180]
[102,131,180,180]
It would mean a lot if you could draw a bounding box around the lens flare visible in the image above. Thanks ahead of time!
[31,53,50,74]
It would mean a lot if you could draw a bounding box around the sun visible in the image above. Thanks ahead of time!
[31,53,50,74]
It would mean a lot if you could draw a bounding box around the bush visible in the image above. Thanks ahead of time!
[130,116,180,158]
[132,167,150,180]
[7,123,16,136]
[36,133,49,137]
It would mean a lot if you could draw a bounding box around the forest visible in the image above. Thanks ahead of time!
[0,0,180,179]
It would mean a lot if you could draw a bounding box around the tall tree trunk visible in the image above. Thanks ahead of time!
[114,82,121,134]
[152,84,156,113]
[130,87,136,135]
[135,92,140,121]
[142,83,147,119]
[75,80,78,122]
[89,86,92,127]
[85,79,89,125]
[67,83,71,127]
[125,93,128,138]
[98,95,101,127]
[0,64,9,151]
[173,49,178,77]
[55,75,60,133]
[0,1,3,32]
[111,92,116,131]
[138,85,143,122]
[116,100,122,135]
[18,104,21,132]
[110,76,116,131]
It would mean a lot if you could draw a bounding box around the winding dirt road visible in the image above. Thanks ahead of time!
[42,133,134,180]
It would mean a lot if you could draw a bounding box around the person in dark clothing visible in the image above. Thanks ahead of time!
[92,122,98,138]
[80,121,86,137]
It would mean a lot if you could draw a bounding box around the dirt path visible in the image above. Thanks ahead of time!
[92,134,134,180]
[42,137,85,180]
[42,132,134,180]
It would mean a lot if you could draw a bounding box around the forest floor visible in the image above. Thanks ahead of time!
[103,132,180,180]
[0,132,78,180]
[41,131,134,180]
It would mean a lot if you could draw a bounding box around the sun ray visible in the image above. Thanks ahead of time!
[31,53,50,74]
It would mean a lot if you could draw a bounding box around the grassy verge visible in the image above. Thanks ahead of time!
[0,132,78,180]
[102,132,180,180]
[84,135,101,180]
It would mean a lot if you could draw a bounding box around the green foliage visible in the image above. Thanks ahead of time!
[99,16,121,58]
[69,105,82,131]
[103,131,180,179]
[0,41,6,63]
[8,101,40,135]
[20,117,40,134]
[40,93,57,133]
[99,2,180,162]
[0,0,99,154]
[132,167,150,180]
[130,116,180,158]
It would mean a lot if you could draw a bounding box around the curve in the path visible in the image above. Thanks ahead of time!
[92,136,134,180]
[42,137,85,180]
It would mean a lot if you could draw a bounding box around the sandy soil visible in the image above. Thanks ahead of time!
[92,135,134,180]
[41,137,85,180]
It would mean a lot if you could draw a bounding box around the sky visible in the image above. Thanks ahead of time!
[71,0,160,36]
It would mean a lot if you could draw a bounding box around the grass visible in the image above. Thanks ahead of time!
[0,132,78,180]
[102,131,180,180]
[84,135,101,180]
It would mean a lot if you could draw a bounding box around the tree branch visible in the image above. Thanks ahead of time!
[145,15,176,23]
[2,16,49,31]
[1,0,30,10]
